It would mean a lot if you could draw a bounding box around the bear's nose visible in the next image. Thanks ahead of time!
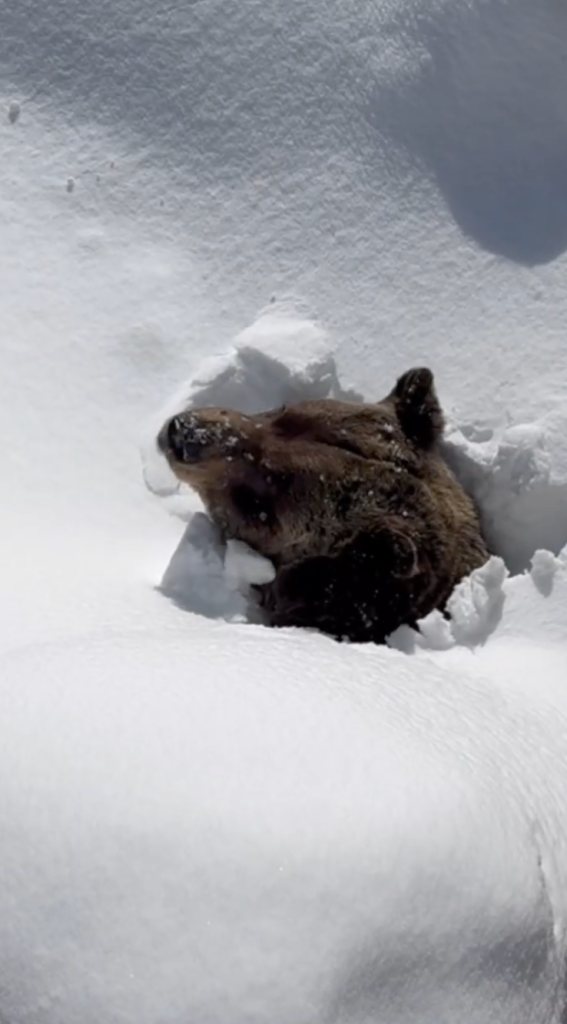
[159,415,204,463]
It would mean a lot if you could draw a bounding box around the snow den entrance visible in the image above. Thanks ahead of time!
[142,313,567,641]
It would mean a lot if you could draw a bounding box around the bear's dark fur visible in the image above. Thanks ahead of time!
[157,368,489,643]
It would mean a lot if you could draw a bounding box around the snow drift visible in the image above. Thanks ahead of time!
[2,594,567,1024]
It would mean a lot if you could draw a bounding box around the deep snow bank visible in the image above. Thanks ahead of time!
[1,587,567,1024]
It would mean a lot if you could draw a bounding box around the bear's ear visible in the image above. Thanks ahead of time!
[390,367,444,448]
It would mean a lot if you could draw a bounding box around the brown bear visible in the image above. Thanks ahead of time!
[157,367,489,643]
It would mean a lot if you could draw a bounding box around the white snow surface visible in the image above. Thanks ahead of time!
[2,0,567,1021]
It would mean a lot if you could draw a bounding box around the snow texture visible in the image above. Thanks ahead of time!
[444,416,567,574]
[2,0,567,1021]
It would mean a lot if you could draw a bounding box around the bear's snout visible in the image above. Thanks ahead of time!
[159,415,206,464]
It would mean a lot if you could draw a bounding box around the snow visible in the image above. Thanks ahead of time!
[2,0,567,1021]
[444,416,567,573]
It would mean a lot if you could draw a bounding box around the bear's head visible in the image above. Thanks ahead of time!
[157,368,487,642]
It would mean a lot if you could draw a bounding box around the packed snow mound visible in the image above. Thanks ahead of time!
[159,511,275,624]
[143,310,567,626]
[1,602,567,1024]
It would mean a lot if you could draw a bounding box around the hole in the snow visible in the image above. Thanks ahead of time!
[145,323,567,638]
[442,421,567,576]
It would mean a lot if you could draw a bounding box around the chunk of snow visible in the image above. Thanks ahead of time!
[443,555,508,647]
[225,538,276,589]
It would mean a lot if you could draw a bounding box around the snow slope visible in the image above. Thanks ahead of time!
[1,0,567,1020]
